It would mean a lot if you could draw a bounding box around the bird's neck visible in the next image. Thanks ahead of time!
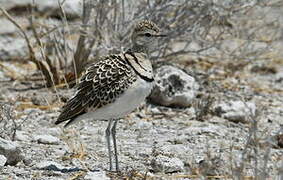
[131,43,149,56]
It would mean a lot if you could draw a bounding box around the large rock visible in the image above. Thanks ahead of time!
[213,100,256,123]
[149,65,199,107]
[0,137,23,165]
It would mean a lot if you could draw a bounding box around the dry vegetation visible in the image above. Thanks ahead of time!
[1,0,255,88]
[0,0,283,179]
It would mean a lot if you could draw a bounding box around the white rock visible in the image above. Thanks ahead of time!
[34,161,73,173]
[0,137,23,165]
[35,160,65,170]
[34,134,60,145]
[135,121,152,130]
[15,131,31,142]
[151,155,184,173]
[214,100,256,123]
[150,107,161,114]
[0,154,7,166]
[275,71,283,82]
[36,0,82,19]
[36,160,84,173]
[150,65,199,107]
[0,19,17,34]
[46,127,62,136]
[0,0,82,19]
[0,37,28,61]
[84,171,110,180]
[0,0,29,9]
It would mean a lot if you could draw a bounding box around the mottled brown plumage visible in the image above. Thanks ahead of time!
[134,20,160,33]
[56,54,137,126]
[55,20,164,171]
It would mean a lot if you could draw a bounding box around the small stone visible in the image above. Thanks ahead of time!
[23,158,33,166]
[275,71,283,83]
[36,0,82,20]
[149,65,199,107]
[46,127,62,136]
[138,147,152,158]
[35,160,64,170]
[0,137,23,165]
[276,134,283,148]
[150,107,161,114]
[0,0,82,20]
[15,131,31,142]
[250,63,277,74]
[213,100,256,123]
[35,160,83,173]
[151,155,184,173]
[0,154,7,166]
[84,171,110,180]
[198,158,224,176]
[0,37,28,60]
[135,121,152,130]
[34,135,60,145]
[0,19,17,34]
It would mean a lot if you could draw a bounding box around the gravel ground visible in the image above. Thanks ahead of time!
[0,0,283,179]
[0,63,283,179]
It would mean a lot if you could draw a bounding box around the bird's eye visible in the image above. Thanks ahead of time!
[144,33,152,37]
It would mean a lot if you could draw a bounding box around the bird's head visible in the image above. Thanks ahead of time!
[131,20,165,52]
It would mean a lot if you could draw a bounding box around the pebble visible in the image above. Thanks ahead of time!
[35,160,83,173]
[34,135,60,145]
[46,127,62,136]
[0,154,7,166]
[276,134,283,148]
[0,18,17,34]
[151,155,184,173]
[0,37,27,61]
[84,171,110,180]
[36,160,64,170]
[15,130,31,142]
[0,137,23,165]
[0,0,82,19]
[213,100,256,123]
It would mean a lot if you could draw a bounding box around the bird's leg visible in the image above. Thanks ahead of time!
[105,119,113,171]
[111,119,119,172]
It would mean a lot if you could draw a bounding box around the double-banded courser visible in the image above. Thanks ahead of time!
[55,20,165,171]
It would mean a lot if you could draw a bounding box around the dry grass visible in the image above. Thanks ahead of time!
[0,0,257,88]
[0,0,282,179]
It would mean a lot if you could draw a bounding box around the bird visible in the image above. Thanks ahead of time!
[55,20,165,172]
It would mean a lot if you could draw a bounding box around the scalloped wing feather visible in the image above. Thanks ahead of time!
[55,54,137,126]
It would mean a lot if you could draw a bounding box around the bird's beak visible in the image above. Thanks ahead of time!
[154,34,167,37]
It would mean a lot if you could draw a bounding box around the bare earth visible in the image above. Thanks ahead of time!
[0,0,283,179]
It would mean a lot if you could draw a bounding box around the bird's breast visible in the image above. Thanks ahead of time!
[79,77,153,121]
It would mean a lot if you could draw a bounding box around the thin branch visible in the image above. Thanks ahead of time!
[0,7,53,87]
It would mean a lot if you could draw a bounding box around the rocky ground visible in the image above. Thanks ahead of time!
[0,0,283,180]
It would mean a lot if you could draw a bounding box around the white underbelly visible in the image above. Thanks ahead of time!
[76,77,153,121]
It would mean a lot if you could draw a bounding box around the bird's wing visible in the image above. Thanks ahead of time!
[55,54,137,126]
